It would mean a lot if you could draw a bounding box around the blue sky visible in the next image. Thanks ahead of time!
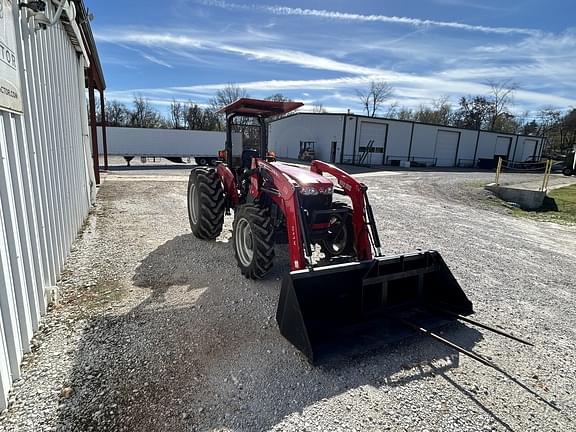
[91,0,576,117]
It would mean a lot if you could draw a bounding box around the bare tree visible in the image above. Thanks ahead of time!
[105,100,130,127]
[385,101,399,118]
[170,100,187,129]
[394,106,414,121]
[454,96,492,130]
[486,79,517,131]
[265,93,291,102]
[185,103,204,130]
[129,96,164,128]
[355,81,393,117]
[312,102,326,113]
[209,83,249,111]
[184,103,222,131]
[413,97,453,125]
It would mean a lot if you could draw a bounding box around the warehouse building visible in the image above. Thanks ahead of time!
[269,113,543,167]
[0,0,104,408]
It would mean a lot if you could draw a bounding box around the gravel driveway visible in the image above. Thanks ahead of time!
[0,166,574,432]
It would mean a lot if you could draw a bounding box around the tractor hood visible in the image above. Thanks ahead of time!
[272,162,333,192]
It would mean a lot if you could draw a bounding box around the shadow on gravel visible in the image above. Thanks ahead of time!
[59,234,497,432]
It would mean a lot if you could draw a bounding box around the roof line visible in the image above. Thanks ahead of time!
[268,112,543,139]
[73,0,106,90]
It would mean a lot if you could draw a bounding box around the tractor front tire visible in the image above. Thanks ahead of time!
[320,203,355,259]
[562,167,573,176]
[187,167,225,240]
[232,204,275,279]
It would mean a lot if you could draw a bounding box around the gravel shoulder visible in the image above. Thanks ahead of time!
[0,167,574,432]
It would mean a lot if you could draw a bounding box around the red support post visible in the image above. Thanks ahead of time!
[99,89,109,170]
[88,73,100,185]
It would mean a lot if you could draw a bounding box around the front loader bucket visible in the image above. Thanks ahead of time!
[276,250,474,364]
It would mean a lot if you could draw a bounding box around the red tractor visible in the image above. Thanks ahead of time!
[187,99,527,364]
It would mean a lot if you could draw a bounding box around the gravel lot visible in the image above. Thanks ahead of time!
[0,165,574,432]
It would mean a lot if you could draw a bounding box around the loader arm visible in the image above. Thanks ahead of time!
[249,158,309,271]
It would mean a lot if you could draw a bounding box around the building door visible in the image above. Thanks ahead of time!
[358,122,387,165]
[521,139,538,161]
[495,136,512,159]
[434,130,460,166]
[330,141,337,163]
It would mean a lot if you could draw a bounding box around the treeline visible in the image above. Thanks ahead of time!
[98,82,576,155]
[96,84,294,131]
[360,80,576,155]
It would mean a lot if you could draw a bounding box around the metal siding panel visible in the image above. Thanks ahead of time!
[0,300,13,410]
[32,27,61,282]
[3,114,40,331]
[0,113,32,354]
[25,21,59,287]
[0,164,24,381]
[16,11,53,296]
[39,28,66,272]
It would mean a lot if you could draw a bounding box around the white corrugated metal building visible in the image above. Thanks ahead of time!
[269,113,543,167]
[0,0,104,408]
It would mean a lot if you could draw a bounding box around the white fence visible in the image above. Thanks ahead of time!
[0,1,94,409]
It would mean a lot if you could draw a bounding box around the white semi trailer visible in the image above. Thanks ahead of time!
[96,126,242,165]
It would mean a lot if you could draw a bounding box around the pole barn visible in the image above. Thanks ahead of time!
[269,113,544,168]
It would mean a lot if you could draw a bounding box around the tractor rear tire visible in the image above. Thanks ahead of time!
[320,203,355,259]
[187,167,225,240]
[232,204,275,279]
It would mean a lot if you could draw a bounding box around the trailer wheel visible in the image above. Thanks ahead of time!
[232,204,275,279]
[187,167,225,240]
[562,167,573,176]
[320,203,355,259]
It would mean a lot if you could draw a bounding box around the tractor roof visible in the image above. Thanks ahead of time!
[217,98,303,118]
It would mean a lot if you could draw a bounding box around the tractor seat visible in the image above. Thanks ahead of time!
[242,149,259,169]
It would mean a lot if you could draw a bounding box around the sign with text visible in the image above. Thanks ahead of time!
[0,0,22,113]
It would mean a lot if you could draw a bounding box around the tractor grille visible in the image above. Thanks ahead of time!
[299,193,332,211]
[300,193,332,225]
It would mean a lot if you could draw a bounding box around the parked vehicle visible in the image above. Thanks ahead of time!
[298,141,316,161]
[96,126,242,166]
[563,150,575,176]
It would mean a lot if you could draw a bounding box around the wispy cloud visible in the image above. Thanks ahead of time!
[96,26,576,111]
[141,54,173,68]
[200,1,538,35]
[95,30,384,75]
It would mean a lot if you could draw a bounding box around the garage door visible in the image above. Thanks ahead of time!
[495,136,512,158]
[434,130,460,166]
[521,139,538,161]
[358,122,387,164]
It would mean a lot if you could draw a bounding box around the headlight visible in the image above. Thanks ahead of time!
[300,187,319,196]
[321,186,333,195]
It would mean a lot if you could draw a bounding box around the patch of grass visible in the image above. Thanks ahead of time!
[464,180,487,189]
[512,184,576,224]
[75,279,125,311]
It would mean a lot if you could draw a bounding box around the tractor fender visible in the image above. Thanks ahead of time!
[216,163,240,207]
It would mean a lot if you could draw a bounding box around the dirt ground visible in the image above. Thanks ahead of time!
[1,165,575,432]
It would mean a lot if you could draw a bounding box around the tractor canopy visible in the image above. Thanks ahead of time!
[217,98,303,118]
[219,98,304,166]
